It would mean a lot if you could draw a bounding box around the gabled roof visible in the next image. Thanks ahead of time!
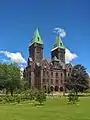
[51,35,65,51]
[30,28,43,45]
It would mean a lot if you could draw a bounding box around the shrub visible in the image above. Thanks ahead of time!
[0,97,3,103]
[68,92,78,104]
[21,89,36,101]
[84,89,90,93]
[35,90,46,105]
[8,96,15,103]
[4,96,10,103]
[29,89,35,101]
[15,95,21,103]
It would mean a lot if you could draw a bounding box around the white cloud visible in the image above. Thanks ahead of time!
[65,48,78,63]
[19,63,26,71]
[0,50,27,72]
[54,27,66,38]
[0,51,26,64]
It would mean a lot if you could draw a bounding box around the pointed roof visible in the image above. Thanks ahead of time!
[51,35,65,51]
[30,28,43,45]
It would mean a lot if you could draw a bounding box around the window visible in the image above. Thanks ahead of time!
[56,80,58,84]
[61,73,63,77]
[56,72,58,77]
[37,47,41,53]
[43,70,45,76]
[60,87,63,92]
[68,73,70,76]
[60,43,62,46]
[69,68,71,72]
[61,80,63,84]
[38,37,39,41]
[47,71,49,76]
[43,79,45,83]
[51,72,53,77]
[51,79,53,84]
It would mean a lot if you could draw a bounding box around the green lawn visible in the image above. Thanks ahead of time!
[0,97,90,120]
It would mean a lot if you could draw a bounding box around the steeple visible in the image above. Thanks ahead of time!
[29,28,43,63]
[51,34,64,51]
[30,28,43,45]
[51,34,65,64]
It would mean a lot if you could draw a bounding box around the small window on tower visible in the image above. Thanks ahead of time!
[60,43,62,46]
[38,37,39,41]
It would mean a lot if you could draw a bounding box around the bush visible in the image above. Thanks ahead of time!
[15,95,21,103]
[35,90,46,105]
[29,89,35,101]
[0,89,47,104]
[68,92,78,104]
[8,96,15,103]
[22,89,35,101]
[0,97,3,103]
[84,89,90,93]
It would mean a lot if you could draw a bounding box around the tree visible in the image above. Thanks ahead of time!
[5,63,21,96]
[0,64,9,90]
[65,64,89,101]
[0,63,21,96]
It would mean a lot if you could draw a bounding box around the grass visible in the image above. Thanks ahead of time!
[0,97,90,120]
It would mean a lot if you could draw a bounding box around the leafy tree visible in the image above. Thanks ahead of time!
[65,64,89,101]
[0,64,9,90]
[0,63,21,96]
[5,63,21,96]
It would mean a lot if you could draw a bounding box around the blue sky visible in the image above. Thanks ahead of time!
[0,0,90,73]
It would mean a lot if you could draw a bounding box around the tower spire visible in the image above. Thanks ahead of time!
[29,28,43,63]
[30,28,43,45]
[51,34,64,51]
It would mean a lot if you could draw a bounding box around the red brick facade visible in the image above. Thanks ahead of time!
[23,29,72,92]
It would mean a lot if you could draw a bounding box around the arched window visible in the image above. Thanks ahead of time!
[60,87,63,92]
[55,86,58,91]
[50,86,53,91]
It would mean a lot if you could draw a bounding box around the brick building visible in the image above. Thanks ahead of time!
[24,28,72,91]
